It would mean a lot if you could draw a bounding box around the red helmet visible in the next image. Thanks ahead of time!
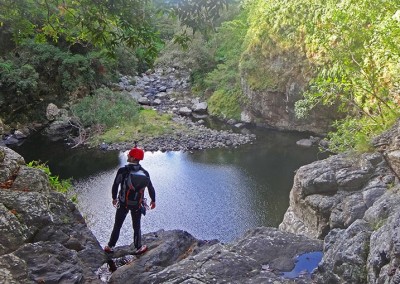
[128,147,144,160]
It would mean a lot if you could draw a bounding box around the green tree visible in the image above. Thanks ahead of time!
[0,0,162,61]
[230,0,400,152]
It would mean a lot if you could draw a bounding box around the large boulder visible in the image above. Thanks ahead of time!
[0,146,104,283]
[280,120,400,283]
[105,227,322,284]
[279,152,393,239]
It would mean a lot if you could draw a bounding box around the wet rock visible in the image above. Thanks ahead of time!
[296,139,313,147]
[3,135,20,146]
[106,227,322,284]
[44,119,74,141]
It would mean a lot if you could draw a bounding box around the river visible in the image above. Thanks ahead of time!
[9,128,327,245]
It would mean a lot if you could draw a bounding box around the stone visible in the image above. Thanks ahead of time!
[178,107,192,116]
[0,147,103,283]
[296,139,313,147]
[44,119,74,141]
[107,228,322,284]
[241,111,252,123]
[46,103,60,121]
[138,97,150,105]
[13,129,29,139]
[192,102,208,113]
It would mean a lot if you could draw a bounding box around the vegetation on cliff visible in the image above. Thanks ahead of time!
[1,0,399,152]
[184,0,400,152]
[0,0,229,139]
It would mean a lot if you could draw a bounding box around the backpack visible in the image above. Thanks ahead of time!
[119,166,150,210]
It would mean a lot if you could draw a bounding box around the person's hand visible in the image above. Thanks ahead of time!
[150,201,156,209]
[112,199,118,207]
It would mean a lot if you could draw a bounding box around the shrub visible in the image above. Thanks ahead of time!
[26,161,73,198]
[208,88,242,120]
[71,88,140,129]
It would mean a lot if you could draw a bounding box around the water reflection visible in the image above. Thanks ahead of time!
[9,132,119,179]
[9,129,328,244]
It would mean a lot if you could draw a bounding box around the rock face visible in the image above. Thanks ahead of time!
[105,227,322,284]
[239,53,342,134]
[279,120,400,283]
[0,146,104,283]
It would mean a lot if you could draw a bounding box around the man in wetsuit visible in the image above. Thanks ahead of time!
[104,146,156,254]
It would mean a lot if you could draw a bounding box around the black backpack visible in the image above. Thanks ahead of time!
[119,166,150,210]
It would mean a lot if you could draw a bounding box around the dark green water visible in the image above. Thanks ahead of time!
[10,129,327,244]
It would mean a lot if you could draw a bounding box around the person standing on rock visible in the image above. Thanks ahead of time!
[104,145,156,255]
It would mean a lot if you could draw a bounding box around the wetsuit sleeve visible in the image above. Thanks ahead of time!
[111,167,125,200]
[142,167,155,202]
[147,179,156,203]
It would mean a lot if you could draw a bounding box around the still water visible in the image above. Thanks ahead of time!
[10,129,327,244]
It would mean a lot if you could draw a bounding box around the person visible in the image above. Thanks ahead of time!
[104,146,156,254]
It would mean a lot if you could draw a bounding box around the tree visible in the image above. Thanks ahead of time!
[0,0,230,61]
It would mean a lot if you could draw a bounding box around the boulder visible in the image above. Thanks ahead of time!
[46,103,60,121]
[192,102,208,113]
[280,120,400,283]
[0,147,103,283]
[178,107,192,116]
[44,119,74,141]
[279,153,390,239]
[106,227,322,284]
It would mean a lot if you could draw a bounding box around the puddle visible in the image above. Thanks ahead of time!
[282,251,323,279]
[96,255,136,282]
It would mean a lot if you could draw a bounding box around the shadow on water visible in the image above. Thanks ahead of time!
[8,132,119,180]
[9,127,329,244]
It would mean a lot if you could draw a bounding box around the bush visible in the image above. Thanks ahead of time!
[0,60,39,94]
[71,88,140,128]
[114,45,139,76]
[0,59,40,122]
[208,88,242,120]
[26,161,74,201]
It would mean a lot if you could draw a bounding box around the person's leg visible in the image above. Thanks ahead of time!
[131,209,142,249]
[108,206,129,247]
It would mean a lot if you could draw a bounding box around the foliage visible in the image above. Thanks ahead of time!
[71,88,140,129]
[94,109,187,144]
[0,41,123,123]
[0,0,162,62]
[156,32,215,75]
[114,45,139,76]
[0,0,231,65]
[0,59,40,122]
[164,0,232,40]
[208,88,242,120]
[26,160,72,195]
[0,60,39,94]
[233,0,400,152]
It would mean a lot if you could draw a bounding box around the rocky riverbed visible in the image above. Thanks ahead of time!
[1,67,256,152]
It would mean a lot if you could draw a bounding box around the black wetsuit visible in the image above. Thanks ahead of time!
[107,163,156,249]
